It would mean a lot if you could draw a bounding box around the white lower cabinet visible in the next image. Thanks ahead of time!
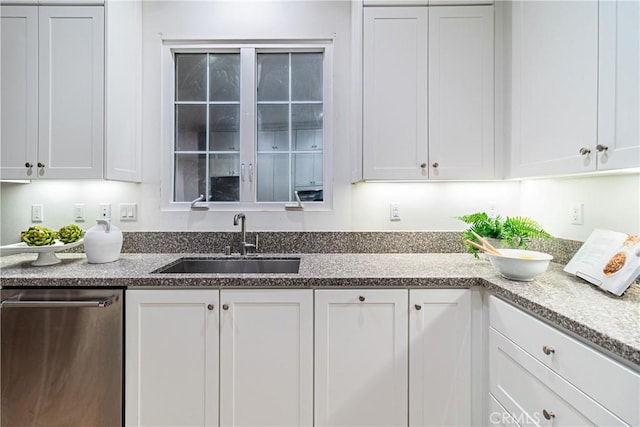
[126,289,313,427]
[219,289,313,427]
[126,288,475,427]
[409,289,472,426]
[488,295,640,427]
[125,290,219,427]
[314,289,409,427]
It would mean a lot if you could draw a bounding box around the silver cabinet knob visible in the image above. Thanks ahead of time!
[358,296,365,302]
[542,345,555,355]
[432,162,439,168]
[579,147,591,155]
[542,409,555,420]
[222,304,229,310]
[415,304,422,310]
[25,162,33,168]
[37,162,45,168]
[420,163,427,169]
[207,304,214,311]
[596,144,609,152]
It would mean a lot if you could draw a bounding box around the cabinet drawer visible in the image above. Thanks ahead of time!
[489,296,640,426]
[490,327,627,426]
[489,394,522,427]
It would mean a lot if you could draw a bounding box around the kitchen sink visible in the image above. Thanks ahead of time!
[153,256,301,274]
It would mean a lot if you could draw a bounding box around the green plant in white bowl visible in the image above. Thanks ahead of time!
[458,212,553,258]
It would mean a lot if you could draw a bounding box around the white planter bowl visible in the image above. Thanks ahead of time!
[486,249,553,281]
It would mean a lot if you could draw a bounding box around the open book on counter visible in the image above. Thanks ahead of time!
[564,229,640,296]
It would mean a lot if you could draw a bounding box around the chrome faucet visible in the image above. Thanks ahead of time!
[233,213,257,255]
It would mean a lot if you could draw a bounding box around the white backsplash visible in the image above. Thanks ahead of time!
[1,172,638,245]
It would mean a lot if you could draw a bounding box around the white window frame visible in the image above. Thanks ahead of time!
[161,39,333,212]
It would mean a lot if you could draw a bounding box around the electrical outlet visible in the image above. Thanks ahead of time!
[571,203,584,225]
[99,203,111,219]
[74,203,85,222]
[390,203,401,221]
[31,204,43,222]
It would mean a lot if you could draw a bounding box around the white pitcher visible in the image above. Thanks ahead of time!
[84,219,123,264]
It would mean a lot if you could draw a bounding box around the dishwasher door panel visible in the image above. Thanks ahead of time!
[1,289,123,427]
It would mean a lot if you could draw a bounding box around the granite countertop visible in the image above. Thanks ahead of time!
[1,252,639,368]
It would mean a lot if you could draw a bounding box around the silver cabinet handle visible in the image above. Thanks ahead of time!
[25,162,33,168]
[579,147,591,155]
[358,295,365,302]
[248,163,254,182]
[1,294,117,308]
[420,163,427,169]
[415,304,422,310]
[37,162,45,168]
[241,163,245,182]
[432,162,439,168]
[207,304,214,311]
[542,409,555,420]
[222,304,229,310]
[542,345,555,355]
[596,144,609,152]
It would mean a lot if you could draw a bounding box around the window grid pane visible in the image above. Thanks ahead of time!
[256,52,323,203]
[174,52,241,202]
[173,49,324,204]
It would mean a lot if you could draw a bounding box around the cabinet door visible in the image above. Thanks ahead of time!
[0,6,38,180]
[509,1,599,177]
[363,7,428,180]
[219,290,313,427]
[105,0,142,182]
[409,289,471,426]
[597,0,640,171]
[126,290,219,427]
[428,6,494,180]
[38,6,104,179]
[315,289,408,427]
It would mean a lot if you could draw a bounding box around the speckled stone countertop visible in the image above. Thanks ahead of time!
[1,252,639,368]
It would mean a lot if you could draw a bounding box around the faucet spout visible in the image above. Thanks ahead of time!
[233,213,256,255]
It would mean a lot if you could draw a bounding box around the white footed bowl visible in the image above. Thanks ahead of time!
[486,249,553,281]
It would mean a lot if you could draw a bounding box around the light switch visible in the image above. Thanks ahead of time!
[119,203,137,221]
[31,204,43,222]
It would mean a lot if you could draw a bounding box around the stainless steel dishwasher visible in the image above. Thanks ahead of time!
[0,288,123,427]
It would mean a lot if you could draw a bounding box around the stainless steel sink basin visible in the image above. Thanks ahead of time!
[153,257,300,274]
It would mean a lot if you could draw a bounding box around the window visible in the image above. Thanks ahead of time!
[165,42,331,210]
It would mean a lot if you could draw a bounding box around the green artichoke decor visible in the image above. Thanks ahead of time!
[57,224,84,243]
[21,225,57,246]
[20,224,84,246]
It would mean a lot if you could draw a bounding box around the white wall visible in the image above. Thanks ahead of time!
[1,1,638,245]
[2,172,639,244]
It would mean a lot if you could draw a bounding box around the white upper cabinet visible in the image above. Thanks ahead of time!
[362,5,495,180]
[104,0,142,182]
[509,1,599,177]
[509,0,639,178]
[597,0,639,171]
[1,2,142,182]
[38,6,104,179]
[0,6,38,179]
[0,5,104,180]
[428,6,494,179]
[363,7,428,180]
